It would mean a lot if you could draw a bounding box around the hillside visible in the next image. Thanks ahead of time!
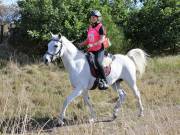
[0,46,179,134]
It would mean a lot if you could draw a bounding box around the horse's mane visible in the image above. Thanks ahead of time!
[62,36,85,56]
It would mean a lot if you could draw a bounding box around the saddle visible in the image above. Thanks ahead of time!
[86,52,115,90]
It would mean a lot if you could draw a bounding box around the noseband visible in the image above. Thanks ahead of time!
[46,39,63,60]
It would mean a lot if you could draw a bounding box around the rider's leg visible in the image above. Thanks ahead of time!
[94,48,108,89]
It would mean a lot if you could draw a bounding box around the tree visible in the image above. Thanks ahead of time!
[0,3,19,24]
[10,0,127,54]
[122,0,180,54]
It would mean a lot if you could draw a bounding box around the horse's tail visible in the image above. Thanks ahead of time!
[127,48,148,77]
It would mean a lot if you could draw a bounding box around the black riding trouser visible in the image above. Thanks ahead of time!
[91,46,107,81]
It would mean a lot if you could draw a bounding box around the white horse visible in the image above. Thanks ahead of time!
[43,33,148,125]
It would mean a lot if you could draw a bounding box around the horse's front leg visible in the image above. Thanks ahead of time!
[82,90,96,123]
[58,88,83,125]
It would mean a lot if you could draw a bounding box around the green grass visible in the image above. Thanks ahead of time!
[149,55,180,73]
[0,47,179,134]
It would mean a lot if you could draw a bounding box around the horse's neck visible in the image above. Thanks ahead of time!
[61,37,84,72]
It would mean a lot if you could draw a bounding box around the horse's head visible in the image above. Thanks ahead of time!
[43,33,64,64]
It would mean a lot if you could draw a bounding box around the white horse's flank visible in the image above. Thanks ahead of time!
[43,34,148,125]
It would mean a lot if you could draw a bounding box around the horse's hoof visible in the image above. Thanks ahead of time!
[113,113,117,120]
[89,118,95,124]
[138,112,144,117]
[57,118,64,126]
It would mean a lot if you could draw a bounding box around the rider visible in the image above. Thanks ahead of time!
[79,10,108,90]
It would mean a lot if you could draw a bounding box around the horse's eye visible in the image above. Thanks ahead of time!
[54,45,58,48]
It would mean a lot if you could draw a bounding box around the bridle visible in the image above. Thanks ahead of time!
[45,39,63,61]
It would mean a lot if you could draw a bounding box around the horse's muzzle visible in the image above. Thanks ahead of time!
[43,54,51,65]
[44,59,49,65]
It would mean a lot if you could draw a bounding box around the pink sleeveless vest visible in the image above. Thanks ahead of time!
[87,23,102,52]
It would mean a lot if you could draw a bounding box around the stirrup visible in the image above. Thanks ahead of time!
[98,79,108,90]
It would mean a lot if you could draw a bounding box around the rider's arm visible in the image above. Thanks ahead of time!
[79,38,88,46]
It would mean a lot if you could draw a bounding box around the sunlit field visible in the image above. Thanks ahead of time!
[0,46,179,134]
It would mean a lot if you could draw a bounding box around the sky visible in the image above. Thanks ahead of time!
[2,0,18,5]
[1,0,143,7]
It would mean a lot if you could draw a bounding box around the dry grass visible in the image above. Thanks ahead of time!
[0,53,179,135]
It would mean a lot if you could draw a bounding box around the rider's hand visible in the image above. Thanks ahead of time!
[77,43,83,50]
[87,44,93,48]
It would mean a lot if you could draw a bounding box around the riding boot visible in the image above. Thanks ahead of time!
[98,67,108,90]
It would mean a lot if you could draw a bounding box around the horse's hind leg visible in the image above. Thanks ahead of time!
[82,90,96,123]
[111,81,126,119]
[127,79,144,117]
[132,84,144,117]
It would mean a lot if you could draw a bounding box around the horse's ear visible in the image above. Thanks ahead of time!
[50,32,54,37]
[70,39,75,43]
[58,33,62,39]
